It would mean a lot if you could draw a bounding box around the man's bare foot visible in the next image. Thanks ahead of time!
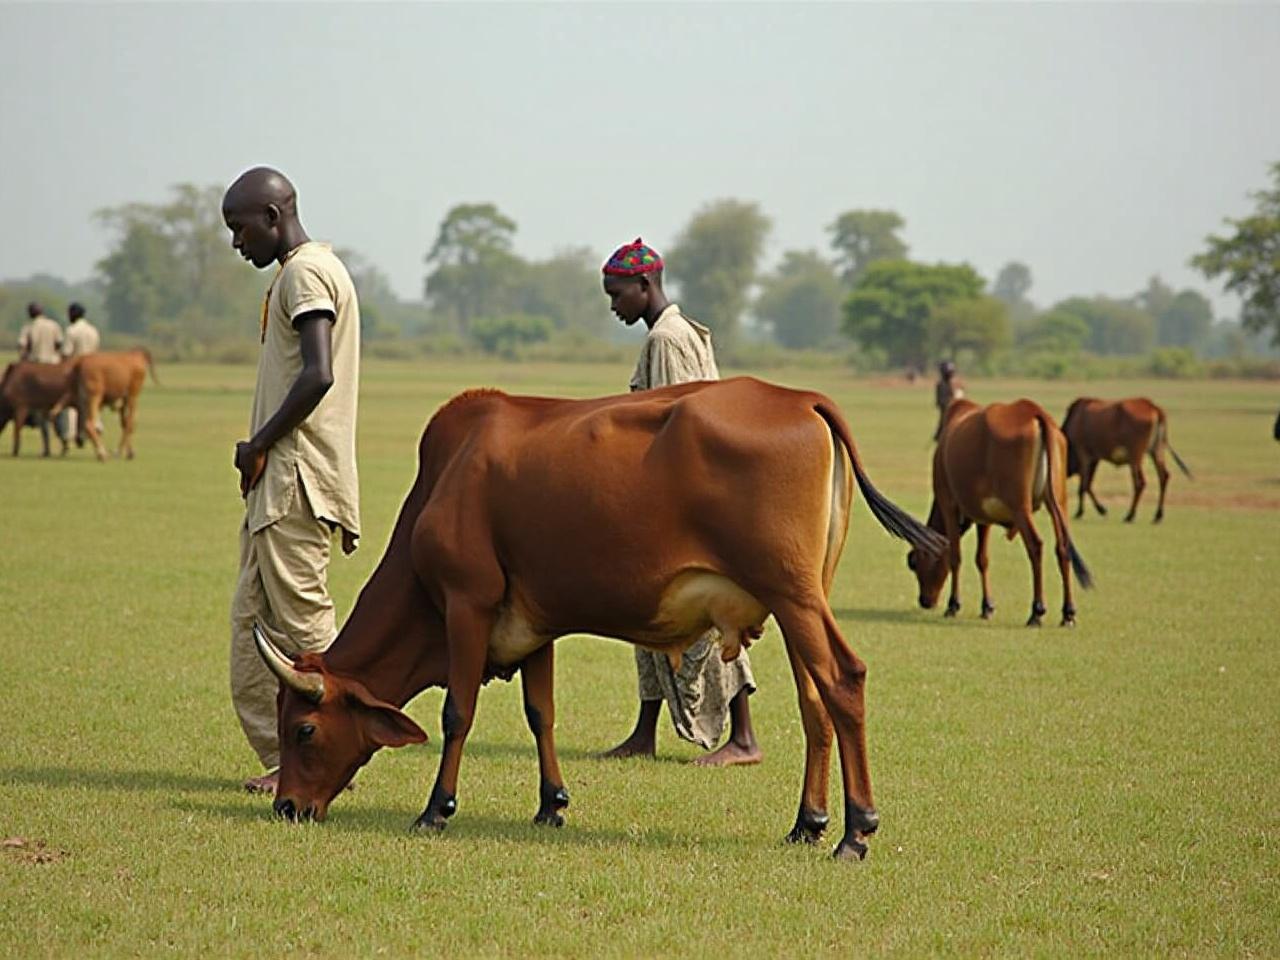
[598,736,656,760]
[243,771,278,794]
[692,740,762,767]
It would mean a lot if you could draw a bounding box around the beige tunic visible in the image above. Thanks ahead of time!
[19,315,62,363]
[61,319,100,358]
[247,241,361,538]
[629,303,755,750]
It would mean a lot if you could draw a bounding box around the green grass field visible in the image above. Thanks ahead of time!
[2,360,1278,957]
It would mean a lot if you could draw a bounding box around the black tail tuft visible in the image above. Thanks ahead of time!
[1168,444,1192,480]
[1069,542,1094,590]
[855,469,948,559]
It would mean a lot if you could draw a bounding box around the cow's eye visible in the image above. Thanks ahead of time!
[297,723,316,743]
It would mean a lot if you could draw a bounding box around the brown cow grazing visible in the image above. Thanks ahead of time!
[0,361,75,457]
[1061,397,1192,523]
[73,349,158,461]
[907,398,1093,627]
[251,378,945,860]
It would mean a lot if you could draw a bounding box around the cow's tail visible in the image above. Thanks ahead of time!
[1156,408,1191,479]
[1036,413,1093,589]
[141,348,160,386]
[813,398,947,560]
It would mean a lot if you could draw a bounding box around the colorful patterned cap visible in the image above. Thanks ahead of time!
[602,237,664,277]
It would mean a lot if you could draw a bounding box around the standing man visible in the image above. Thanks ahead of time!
[933,360,965,441]
[18,302,62,363]
[60,303,101,442]
[599,237,761,767]
[222,167,361,794]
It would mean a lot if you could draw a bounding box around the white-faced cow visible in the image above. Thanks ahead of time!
[1061,397,1191,523]
[253,377,945,860]
[906,398,1093,627]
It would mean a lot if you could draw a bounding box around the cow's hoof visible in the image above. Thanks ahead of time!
[1153,512,1163,524]
[1060,617,1076,627]
[785,807,829,845]
[981,600,995,620]
[532,809,565,828]
[1123,513,1135,523]
[944,599,960,618]
[832,836,869,861]
[1096,504,1108,516]
[1026,615,1043,627]
[410,812,449,833]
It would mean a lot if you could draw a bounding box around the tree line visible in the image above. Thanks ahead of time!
[4,164,1279,367]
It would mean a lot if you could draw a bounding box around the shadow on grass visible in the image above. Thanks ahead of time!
[834,607,1024,631]
[0,764,237,794]
[172,797,775,854]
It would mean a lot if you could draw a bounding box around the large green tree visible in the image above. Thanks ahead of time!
[666,199,771,347]
[841,260,985,368]
[827,210,908,286]
[518,246,604,335]
[96,184,261,339]
[1192,162,1280,345]
[1156,289,1213,349]
[1050,296,1155,355]
[423,203,523,332]
[754,250,843,349]
[927,296,1010,362]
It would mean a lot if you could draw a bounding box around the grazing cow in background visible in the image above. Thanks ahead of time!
[907,398,1093,627]
[0,361,75,457]
[73,349,158,461]
[1061,397,1191,523]
[251,378,946,860]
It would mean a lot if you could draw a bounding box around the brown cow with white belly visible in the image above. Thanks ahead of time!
[72,349,158,461]
[906,398,1092,626]
[1061,397,1191,523]
[251,377,945,860]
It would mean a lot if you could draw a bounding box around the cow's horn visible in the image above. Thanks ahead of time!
[253,623,324,703]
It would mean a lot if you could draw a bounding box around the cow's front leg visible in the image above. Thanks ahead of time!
[944,528,963,617]
[782,643,831,846]
[412,601,492,833]
[521,642,569,827]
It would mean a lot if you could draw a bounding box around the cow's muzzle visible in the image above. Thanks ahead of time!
[918,595,936,610]
[273,797,318,822]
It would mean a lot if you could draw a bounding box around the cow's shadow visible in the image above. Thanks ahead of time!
[171,797,768,854]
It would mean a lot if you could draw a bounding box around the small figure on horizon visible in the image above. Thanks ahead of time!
[933,359,965,441]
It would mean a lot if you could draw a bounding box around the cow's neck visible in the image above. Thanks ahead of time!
[322,498,447,707]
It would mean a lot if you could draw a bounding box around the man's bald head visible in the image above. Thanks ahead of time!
[222,167,297,214]
[222,167,309,270]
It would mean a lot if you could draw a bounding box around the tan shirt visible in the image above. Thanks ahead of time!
[19,315,62,363]
[246,242,361,538]
[629,303,719,391]
[62,319,101,358]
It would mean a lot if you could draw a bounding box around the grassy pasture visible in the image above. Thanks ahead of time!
[1,360,1278,958]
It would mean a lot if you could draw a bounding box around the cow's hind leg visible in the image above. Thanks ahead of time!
[773,599,876,861]
[11,405,27,456]
[1150,447,1171,523]
[1014,512,1047,626]
[83,396,108,462]
[782,642,833,845]
[118,397,136,459]
[975,524,995,619]
[1124,457,1146,522]
[521,642,570,827]
[412,600,494,832]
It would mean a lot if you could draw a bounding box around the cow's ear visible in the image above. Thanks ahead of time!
[346,683,429,748]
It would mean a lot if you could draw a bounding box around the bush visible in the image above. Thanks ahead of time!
[1147,347,1203,379]
[470,314,554,358]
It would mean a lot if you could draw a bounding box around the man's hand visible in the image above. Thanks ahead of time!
[341,529,358,556]
[234,440,268,498]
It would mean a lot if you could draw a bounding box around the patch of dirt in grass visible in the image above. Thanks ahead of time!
[2,836,69,865]
[1170,491,1280,511]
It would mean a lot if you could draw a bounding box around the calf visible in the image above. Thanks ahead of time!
[1062,397,1191,523]
[907,398,1092,626]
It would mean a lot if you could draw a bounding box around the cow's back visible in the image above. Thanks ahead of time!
[939,399,1055,522]
[413,378,841,640]
[79,350,146,399]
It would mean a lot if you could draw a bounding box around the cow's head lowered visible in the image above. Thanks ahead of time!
[905,501,954,609]
[254,625,427,821]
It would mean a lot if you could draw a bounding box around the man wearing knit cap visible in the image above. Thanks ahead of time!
[599,238,762,767]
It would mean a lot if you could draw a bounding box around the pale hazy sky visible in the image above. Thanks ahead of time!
[2,2,1278,317]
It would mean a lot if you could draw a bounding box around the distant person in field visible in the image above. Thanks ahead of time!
[598,237,761,767]
[17,302,62,363]
[222,167,362,795]
[16,302,65,445]
[933,359,965,441]
[59,302,101,441]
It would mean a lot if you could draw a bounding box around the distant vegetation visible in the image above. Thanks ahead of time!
[4,163,1279,377]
